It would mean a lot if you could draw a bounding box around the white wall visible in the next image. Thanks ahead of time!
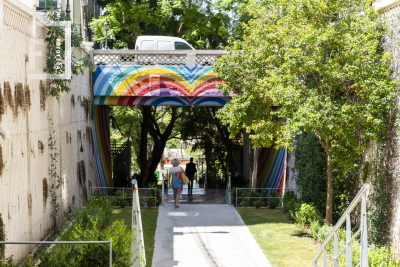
[0,0,95,261]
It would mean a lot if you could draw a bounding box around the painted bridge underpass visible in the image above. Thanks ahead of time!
[91,50,286,191]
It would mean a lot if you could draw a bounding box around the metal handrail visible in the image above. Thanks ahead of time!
[311,183,370,267]
[131,179,146,267]
[235,187,302,207]
[90,186,158,197]
[0,239,112,266]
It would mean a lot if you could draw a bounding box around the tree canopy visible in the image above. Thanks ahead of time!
[214,0,397,224]
[90,0,248,49]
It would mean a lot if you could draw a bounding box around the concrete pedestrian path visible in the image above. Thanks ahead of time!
[152,204,272,267]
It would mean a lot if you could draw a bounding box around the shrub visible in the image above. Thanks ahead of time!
[254,200,263,209]
[39,219,136,267]
[241,192,249,208]
[114,191,128,208]
[269,191,280,209]
[260,191,268,206]
[293,203,321,233]
[248,191,260,206]
[309,220,322,239]
[72,195,113,230]
[282,190,298,213]
[231,188,245,206]
[368,246,400,267]
[288,199,300,219]
[146,186,162,206]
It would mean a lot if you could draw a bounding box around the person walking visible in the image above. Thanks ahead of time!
[185,157,196,195]
[169,158,184,208]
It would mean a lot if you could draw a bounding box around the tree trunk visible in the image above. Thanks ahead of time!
[208,107,235,175]
[139,106,151,187]
[326,142,333,225]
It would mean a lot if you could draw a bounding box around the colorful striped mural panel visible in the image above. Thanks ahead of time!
[93,96,231,106]
[93,66,231,103]
[93,106,113,191]
[256,146,287,196]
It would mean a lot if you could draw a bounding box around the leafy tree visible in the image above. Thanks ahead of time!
[111,106,186,186]
[179,107,241,186]
[214,0,397,224]
[90,0,248,49]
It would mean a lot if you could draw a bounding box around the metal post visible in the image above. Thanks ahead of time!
[323,248,327,267]
[360,192,368,267]
[346,213,352,267]
[236,187,238,207]
[109,237,112,267]
[227,173,231,205]
[66,0,71,18]
[161,173,165,205]
[334,232,339,267]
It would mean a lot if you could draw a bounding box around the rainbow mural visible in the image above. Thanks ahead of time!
[93,65,231,106]
[93,106,113,192]
[256,146,287,196]
[92,64,234,188]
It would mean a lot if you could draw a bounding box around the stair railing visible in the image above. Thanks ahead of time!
[311,183,370,267]
[131,179,146,267]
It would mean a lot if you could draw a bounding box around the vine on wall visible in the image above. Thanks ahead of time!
[48,119,62,224]
[0,213,4,256]
[44,7,95,97]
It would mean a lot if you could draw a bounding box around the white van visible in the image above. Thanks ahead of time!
[135,36,195,50]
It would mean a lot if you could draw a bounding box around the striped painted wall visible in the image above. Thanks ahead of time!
[256,146,287,195]
[93,106,113,192]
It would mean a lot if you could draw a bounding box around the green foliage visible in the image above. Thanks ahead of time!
[288,199,300,219]
[268,191,280,209]
[72,195,113,230]
[231,188,245,206]
[215,0,397,223]
[0,213,4,258]
[309,220,322,240]
[39,219,136,266]
[113,191,128,208]
[248,191,260,206]
[43,6,95,97]
[368,246,400,267]
[294,128,357,222]
[294,129,327,214]
[368,143,394,247]
[293,203,321,233]
[0,254,37,267]
[308,221,399,267]
[282,191,298,213]
[253,199,263,209]
[90,0,247,49]
[241,192,249,208]
[48,122,62,223]
[146,185,162,207]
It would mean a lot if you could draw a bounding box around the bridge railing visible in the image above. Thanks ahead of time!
[311,183,370,267]
[92,50,229,66]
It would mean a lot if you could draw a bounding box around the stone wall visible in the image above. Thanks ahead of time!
[0,0,95,261]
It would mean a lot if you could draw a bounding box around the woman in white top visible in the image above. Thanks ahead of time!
[169,158,185,208]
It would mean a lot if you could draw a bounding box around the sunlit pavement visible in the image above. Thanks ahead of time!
[164,181,226,204]
[152,204,272,267]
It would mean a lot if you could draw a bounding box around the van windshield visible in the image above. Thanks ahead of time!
[174,42,192,50]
